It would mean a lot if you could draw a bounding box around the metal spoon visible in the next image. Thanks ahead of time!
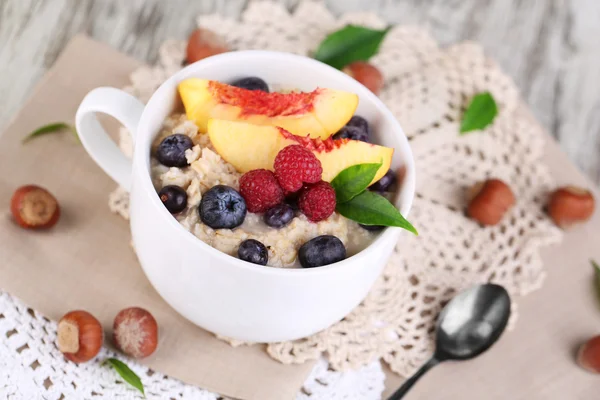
[388,283,511,400]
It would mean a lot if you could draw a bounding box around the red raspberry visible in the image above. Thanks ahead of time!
[239,169,284,213]
[274,145,323,192]
[298,181,336,222]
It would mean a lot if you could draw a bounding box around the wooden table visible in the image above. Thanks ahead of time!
[2,0,599,183]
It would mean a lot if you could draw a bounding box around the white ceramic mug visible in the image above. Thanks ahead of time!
[75,50,416,342]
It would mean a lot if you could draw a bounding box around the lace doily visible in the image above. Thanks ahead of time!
[1,2,563,399]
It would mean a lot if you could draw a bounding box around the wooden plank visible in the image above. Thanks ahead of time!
[2,1,599,183]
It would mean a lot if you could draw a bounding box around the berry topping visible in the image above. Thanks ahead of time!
[199,185,247,229]
[230,77,269,92]
[298,181,336,222]
[238,239,269,265]
[298,235,346,268]
[274,145,323,192]
[158,185,188,214]
[264,203,295,228]
[239,169,284,213]
[333,116,370,142]
[370,169,396,192]
[156,134,194,167]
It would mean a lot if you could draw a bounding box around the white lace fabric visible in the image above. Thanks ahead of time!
[1,2,562,399]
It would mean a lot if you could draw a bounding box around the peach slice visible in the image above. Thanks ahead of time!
[208,119,393,185]
[178,79,358,139]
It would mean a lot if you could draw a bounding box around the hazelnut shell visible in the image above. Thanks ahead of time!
[186,28,228,64]
[547,186,595,228]
[342,61,384,95]
[113,307,158,359]
[10,185,60,229]
[577,335,600,373]
[57,310,104,363]
[467,179,516,226]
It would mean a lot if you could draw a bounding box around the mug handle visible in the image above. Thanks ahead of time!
[75,87,145,191]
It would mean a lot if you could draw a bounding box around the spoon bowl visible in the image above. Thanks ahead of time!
[435,284,511,361]
[388,284,511,399]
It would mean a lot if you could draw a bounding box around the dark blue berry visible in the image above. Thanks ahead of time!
[159,185,188,213]
[333,126,368,142]
[359,224,385,232]
[369,169,396,192]
[238,239,268,265]
[346,116,370,132]
[333,116,370,142]
[264,203,295,228]
[298,235,346,268]
[230,77,269,92]
[199,185,247,229]
[156,134,194,167]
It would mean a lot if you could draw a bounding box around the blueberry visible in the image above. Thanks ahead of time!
[298,235,346,268]
[264,203,295,228]
[230,77,269,92]
[346,116,370,132]
[369,169,396,192]
[199,185,247,229]
[156,134,194,167]
[159,185,188,213]
[333,116,370,142]
[359,224,385,232]
[238,239,269,265]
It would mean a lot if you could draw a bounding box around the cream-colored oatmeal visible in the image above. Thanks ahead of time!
[151,113,375,268]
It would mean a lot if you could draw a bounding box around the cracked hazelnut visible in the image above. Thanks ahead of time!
[185,28,228,64]
[57,310,103,363]
[547,186,594,228]
[11,185,60,229]
[113,307,158,359]
[577,335,600,373]
[342,61,384,95]
[467,179,516,226]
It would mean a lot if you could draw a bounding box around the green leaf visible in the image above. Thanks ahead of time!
[460,92,499,134]
[336,190,417,234]
[22,122,80,143]
[314,25,390,69]
[592,260,600,294]
[105,358,145,397]
[330,162,382,203]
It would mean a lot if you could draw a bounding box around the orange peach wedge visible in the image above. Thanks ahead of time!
[207,119,393,185]
[178,78,358,139]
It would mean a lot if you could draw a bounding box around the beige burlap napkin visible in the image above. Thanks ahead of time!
[0,35,314,400]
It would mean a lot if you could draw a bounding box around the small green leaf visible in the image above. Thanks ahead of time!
[314,25,390,70]
[22,122,79,143]
[105,358,145,397]
[592,260,600,294]
[336,190,417,234]
[460,92,499,134]
[330,162,382,203]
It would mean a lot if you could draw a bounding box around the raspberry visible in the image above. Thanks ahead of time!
[274,145,323,192]
[239,169,284,213]
[298,181,336,222]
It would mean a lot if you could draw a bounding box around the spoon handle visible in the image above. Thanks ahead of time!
[387,357,439,400]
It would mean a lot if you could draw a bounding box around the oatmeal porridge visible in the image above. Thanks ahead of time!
[150,77,402,268]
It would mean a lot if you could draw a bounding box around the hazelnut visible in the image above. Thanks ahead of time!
[185,28,228,64]
[57,310,104,363]
[113,307,158,358]
[547,186,595,228]
[467,179,516,226]
[342,61,384,95]
[11,185,60,229]
[577,335,600,373]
